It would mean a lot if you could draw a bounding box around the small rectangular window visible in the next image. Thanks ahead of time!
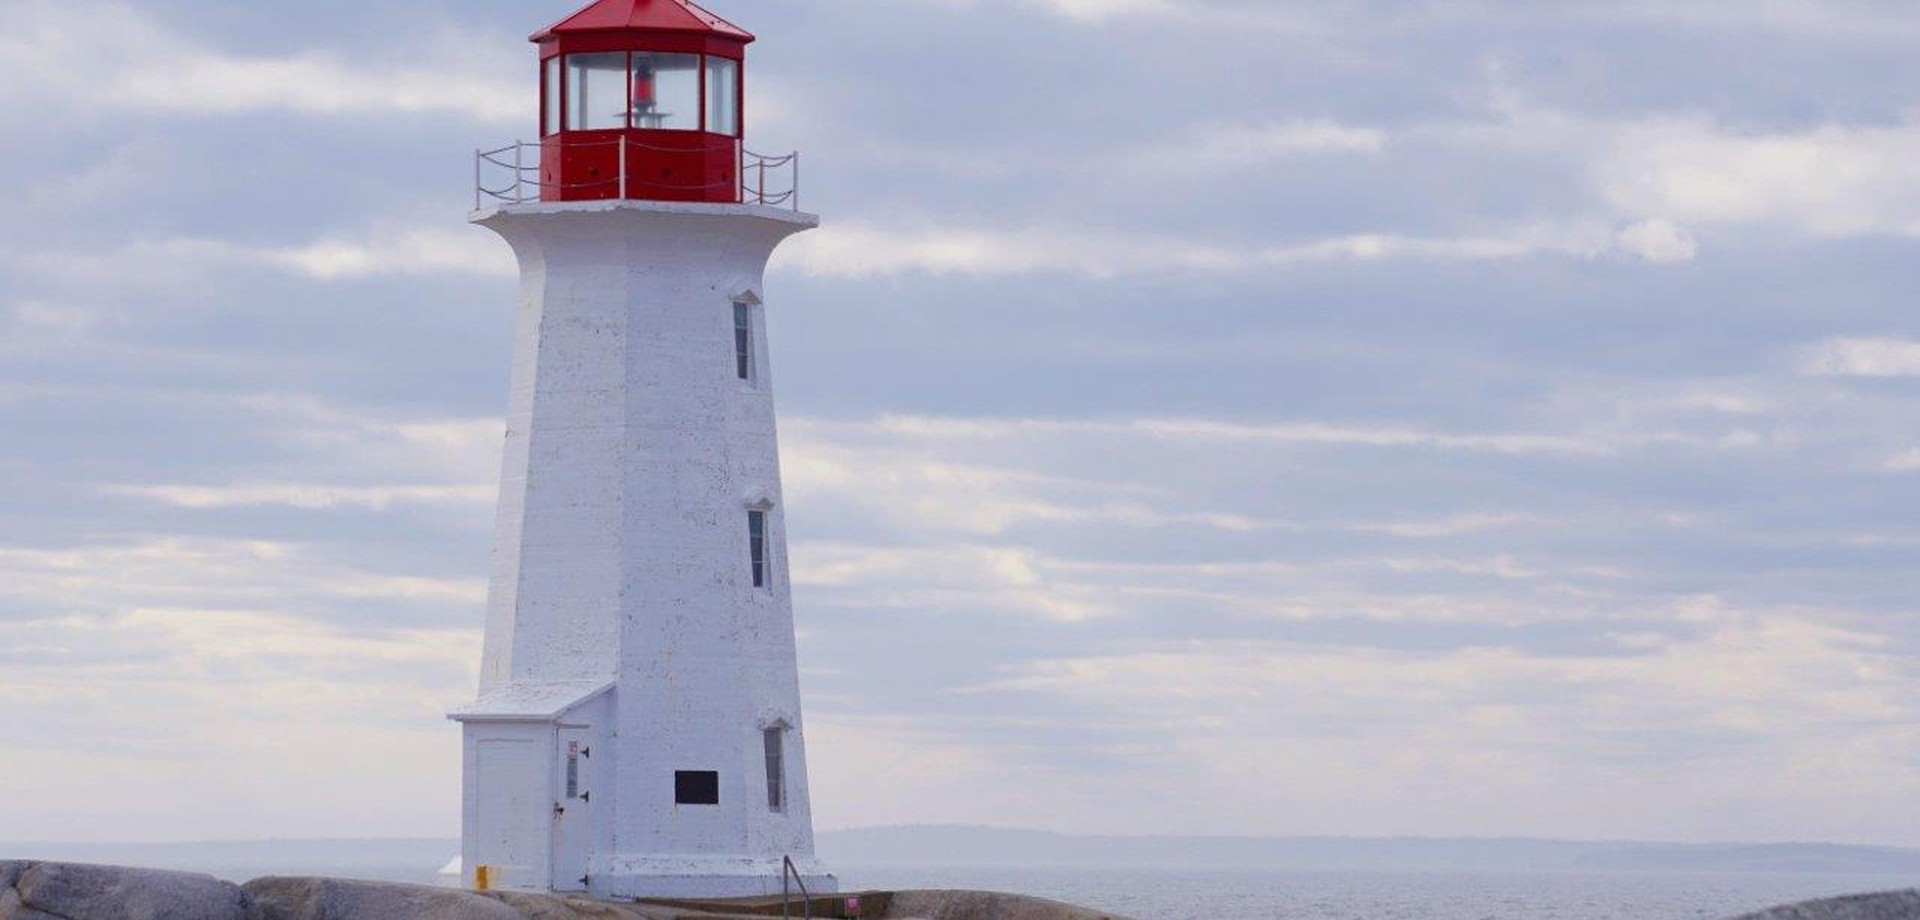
[675,770,720,806]
[733,302,753,381]
[748,509,768,589]
[543,57,562,136]
[763,728,785,811]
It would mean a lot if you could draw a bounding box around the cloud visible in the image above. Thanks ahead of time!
[785,431,1271,538]
[794,539,1634,627]
[67,392,504,515]
[0,537,487,613]
[1361,513,1545,539]
[1613,218,1699,264]
[103,483,494,511]
[8,300,100,336]
[1598,117,1920,237]
[1035,0,1176,21]
[777,413,1780,630]
[806,713,1034,831]
[899,0,1185,23]
[0,388,502,839]
[1426,95,1920,243]
[915,0,1920,39]
[1151,120,1389,168]
[811,413,1707,457]
[957,600,1920,835]
[1666,391,1773,415]
[0,0,525,124]
[987,602,1912,744]
[0,602,478,840]
[1885,450,1920,473]
[774,219,1691,279]
[265,229,517,280]
[1123,416,1611,455]
[1800,337,1920,378]
[774,223,1223,279]
[260,404,504,485]
[1570,0,1920,40]
[794,542,1110,623]
[16,227,515,285]
[1026,0,1337,33]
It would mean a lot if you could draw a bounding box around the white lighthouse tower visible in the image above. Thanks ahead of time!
[449,0,831,899]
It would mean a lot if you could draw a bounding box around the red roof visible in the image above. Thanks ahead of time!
[533,0,754,42]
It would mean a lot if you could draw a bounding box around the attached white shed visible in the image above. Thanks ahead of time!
[449,680,614,893]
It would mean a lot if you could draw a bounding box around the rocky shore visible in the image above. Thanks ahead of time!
[0,862,1131,920]
[5,861,1919,920]
[1725,889,1920,920]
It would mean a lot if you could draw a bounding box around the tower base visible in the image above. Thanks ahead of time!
[590,855,836,900]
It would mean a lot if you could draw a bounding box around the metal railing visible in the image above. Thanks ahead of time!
[781,855,812,920]
[474,138,800,210]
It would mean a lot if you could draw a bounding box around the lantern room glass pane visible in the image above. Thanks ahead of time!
[705,56,739,137]
[566,52,627,131]
[543,57,561,136]
[632,52,700,131]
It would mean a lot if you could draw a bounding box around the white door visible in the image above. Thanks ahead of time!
[475,737,543,890]
[551,727,594,892]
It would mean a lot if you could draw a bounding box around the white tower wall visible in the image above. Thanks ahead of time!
[456,199,828,899]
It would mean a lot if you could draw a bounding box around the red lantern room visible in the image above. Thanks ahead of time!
[533,0,754,204]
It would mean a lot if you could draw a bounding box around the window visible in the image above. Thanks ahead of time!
[566,52,628,131]
[733,301,753,381]
[565,745,581,800]
[632,52,701,131]
[763,727,786,811]
[705,56,739,137]
[748,509,769,589]
[543,57,562,136]
[675,770,720,806]
[556,53,711,134]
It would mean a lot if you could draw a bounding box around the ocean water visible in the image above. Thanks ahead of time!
[830,865,1920,920]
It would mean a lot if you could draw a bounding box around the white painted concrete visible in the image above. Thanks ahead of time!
[451,199,832,899]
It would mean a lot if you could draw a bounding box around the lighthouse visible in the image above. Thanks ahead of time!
[448,0,830,899]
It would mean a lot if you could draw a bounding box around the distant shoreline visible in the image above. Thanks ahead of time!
[7,827,1920,877]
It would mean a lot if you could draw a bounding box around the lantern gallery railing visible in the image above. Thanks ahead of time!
[474,138,801,210]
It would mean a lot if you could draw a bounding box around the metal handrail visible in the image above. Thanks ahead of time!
[474,138,801,210]
[781,855,812,920]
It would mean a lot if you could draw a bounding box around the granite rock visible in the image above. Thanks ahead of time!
[4,863,250,920]
[885,890,1125,920]
[1729,890,1920,920]
[483,892,663,920]
[3,902,62,920]
[0,864,1141,920]
[245,877,525,920]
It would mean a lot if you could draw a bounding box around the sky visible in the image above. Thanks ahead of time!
[2,0,1919,848]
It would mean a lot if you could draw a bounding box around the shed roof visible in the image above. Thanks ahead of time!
[533,0,754,43]
[447,679,614,723]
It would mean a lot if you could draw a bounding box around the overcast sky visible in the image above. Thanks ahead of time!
[3,0,1919,848]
